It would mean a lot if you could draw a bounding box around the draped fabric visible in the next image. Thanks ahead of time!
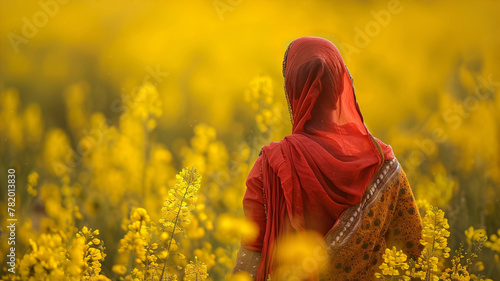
[241,37,396,280]
[235,159,423,280]
[320,159,423,280]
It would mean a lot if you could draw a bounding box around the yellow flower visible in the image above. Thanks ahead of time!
[43,129,72,177]
[441,256,471,281]
[130,81,163,130]
[24,235,61,278]
[465,226,487,246]
[160,167,202,234]
[474,261,485,272]
[23,103,44,144]
[131,207,151,223]
[376,246,410,280]
[416,199,431,211]
[415,168,457,207]
[67,236,86,277]
[76,227,108,279]
[27,171,39,196]
[244,76,274,111]
[272,231,328,280]
[190,124,217,155]
[485,229,500,253]
[184,257,209,281]
[112,265,127,275]
[64,82,89,135]
[412,205,451,280]
[193,243,217,269]
[256,109,273,132]
[0,88,24,150]
[420,206,451,256]
[214,214,258,245]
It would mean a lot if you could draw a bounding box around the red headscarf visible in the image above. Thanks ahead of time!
[255,36,394,279]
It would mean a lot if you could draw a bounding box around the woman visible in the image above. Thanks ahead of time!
[233,37,423,280]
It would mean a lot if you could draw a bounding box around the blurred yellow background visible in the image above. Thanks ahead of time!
[1,0,500,280]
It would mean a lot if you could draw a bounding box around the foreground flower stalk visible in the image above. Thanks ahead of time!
[160,167,202,280]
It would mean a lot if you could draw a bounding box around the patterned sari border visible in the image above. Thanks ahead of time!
[324,158,401,248]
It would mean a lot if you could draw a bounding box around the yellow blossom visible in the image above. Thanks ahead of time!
[375,246,410,280]
[112,264,127,275]
[272,231,327,280]
[465,227,487,246]
[27,171,39,196]
[183,257,209,281]
[485,229,500,253]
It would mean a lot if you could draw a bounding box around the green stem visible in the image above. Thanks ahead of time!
[160,169,193,280]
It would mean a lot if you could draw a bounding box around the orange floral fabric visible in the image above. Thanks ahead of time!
[321,158,423,280]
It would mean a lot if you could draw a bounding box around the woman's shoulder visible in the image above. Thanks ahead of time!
[257,137,294,171]
[259,137,289,157]
[258,134,307,156]
[259,141,281,156]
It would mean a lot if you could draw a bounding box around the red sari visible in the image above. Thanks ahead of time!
[234,37,420,280]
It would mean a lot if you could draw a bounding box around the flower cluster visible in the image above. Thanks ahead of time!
[376,203,494,281]
[411,206,451,280]
[18,234,67,280]
[183,257,208,281]
[130,81,163,131]
[245,76,286,133]
[272,231,327,280]
[375,247,410,281]
[160,167,201,235]
[75,227,108,279]
[116,209,166,280]
[484,229,500,254]
[112,168,205,281]
[465,227,487,247]
[15,229,109,281]
[415,166,457,207]
[441,255,472,281]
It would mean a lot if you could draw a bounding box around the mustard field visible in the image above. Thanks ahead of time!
[0,1,499,280]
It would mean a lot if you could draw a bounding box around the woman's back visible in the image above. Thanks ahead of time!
[232,37,422,280]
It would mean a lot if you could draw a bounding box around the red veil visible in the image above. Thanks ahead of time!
[243,37,394,279]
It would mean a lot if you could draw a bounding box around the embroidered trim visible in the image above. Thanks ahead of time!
[259,153,267,219]
[327,158,400,247]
